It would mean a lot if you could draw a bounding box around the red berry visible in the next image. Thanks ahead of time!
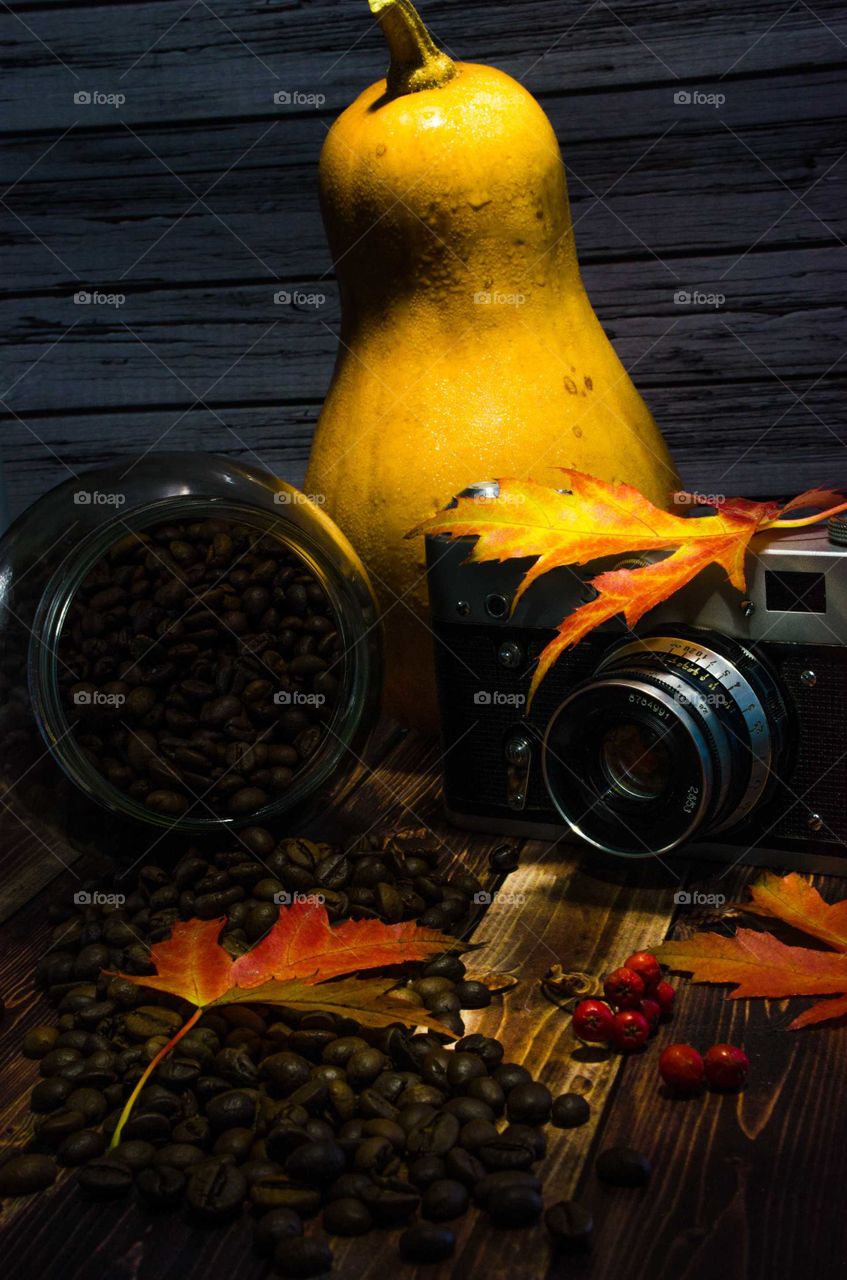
[603,967,645,1010]
[653,980,676,1017]
[572,998,616,1044]
[659,1043,705,1092]
[624,951,662,990]
[610,1009,650,1052]
[703,1043,749,1090]
[640,997,661,1032]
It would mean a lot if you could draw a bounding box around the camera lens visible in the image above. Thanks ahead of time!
[541,628,790,857]
[600,722,672,801]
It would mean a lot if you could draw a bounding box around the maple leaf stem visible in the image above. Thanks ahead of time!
[108,1005,202,1150]
[767,501,847,529]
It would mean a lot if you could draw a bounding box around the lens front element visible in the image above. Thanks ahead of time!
[542,629,789,858]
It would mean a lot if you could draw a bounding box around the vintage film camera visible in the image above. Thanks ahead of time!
[427,486,847,872]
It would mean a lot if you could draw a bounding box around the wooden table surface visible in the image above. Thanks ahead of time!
[1,724,845,1280]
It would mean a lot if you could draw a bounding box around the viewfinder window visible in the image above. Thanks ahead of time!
[765,570,826,613]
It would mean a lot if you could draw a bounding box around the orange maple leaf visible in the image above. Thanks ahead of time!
[105,901,461,1146]
[410,471,847,703]
[657,874,847,1030]
[656,928,847,999]
[742,871,847,953]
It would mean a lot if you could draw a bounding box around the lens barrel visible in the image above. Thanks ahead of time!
[542,628,789,857]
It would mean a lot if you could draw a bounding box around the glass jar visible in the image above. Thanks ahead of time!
[0,453,381,863]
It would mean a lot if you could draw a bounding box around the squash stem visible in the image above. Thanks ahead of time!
[369,0,456,95]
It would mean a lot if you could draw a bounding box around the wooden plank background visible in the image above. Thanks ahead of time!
[1,0,845,520]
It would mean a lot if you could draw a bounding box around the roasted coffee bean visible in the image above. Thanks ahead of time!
[442,1096,493,1125]
[359,1179,420,1225]
[325,1172,373,1202]
[206,1090,256,1130]
[488,843,521,874]
[506,1082,552,1125]
[545,1200,593,1250]
[473,1171,542,1210]
[23,1026,60,1059]
[466,1077,505,1114]
[323,1196,373,1236]
[39,1047,83,1078]
[254,1207,303,1256]
[0,1153,57,1196]
[284,1140,346,1186]
[503,1124,546,1161]
[137,1164,186,1208]
[422,954,466,983]
[111,1140,156,1171]
[493,1063,532,1092]
[551,1093,591,1129]
[459,1118,498,1151]
[121,1111,171,1144]
[406,1112,460,1158]
[407,1154,447,1189]
[421,1177,469,1221]
[445,1147,485,1188]
[446,1052,486,1089]
[186,1160,247,1219]
[486,1181,544,1228]
[154,1142,206,1170]
[57,1129,106,1166]
[454,981,491,1009]
[250,1178,322,1215]
[30,1078,73,1114]
[35,1107,87,1145]
[478,1135,536,1173]
[595,1146,651,1187]
[399,1223,456,1264]
[78,1159,134,1199]
[273,1234,333,1278]
[66,1086,107,1125]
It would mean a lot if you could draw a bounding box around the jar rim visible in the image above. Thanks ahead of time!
[30,494,380,833]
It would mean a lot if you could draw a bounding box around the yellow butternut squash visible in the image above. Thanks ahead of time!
[306,0,680,730]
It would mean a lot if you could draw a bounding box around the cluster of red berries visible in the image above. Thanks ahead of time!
[659,1042,749,1093]
[572,951,674,1053]
[571,950,750,1094]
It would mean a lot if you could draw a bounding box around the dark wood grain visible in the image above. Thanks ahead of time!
[1,0,844,131]
[3,372,845,528]
[2,72,844,292]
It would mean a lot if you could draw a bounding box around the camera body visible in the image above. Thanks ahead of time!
[427,494,847,872]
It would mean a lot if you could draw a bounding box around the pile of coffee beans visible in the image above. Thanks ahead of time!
[3,829,608,1273]
[56,518,342,819]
